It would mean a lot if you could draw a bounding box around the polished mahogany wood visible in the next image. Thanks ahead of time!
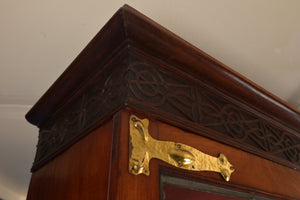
[26,5,300,133]
[156,118,300,199]
[26,110,300,199]
[26,111,161,200]
[25,4,300,173]
[25,4,300,200]
[107,111,160,200]
[26,120,113,200]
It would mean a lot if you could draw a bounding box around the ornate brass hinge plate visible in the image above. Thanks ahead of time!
[129,115,235,182]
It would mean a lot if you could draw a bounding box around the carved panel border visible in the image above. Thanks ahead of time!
[126,62,300,167]
[32,63,129,171]
[32,60,300,171]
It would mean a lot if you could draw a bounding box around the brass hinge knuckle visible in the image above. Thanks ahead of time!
[129,115,235,182]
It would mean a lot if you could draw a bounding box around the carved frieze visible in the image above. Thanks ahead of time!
[127,62,300,166]
[32,60,300,171]
[32,63,128,170]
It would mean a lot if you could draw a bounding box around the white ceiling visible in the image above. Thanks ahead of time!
[1,1,300,199]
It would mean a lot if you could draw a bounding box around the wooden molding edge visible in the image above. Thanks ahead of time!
[26,5,300,172]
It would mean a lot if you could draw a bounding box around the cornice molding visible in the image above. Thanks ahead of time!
[32,53,300,171]
[26,5,300,171]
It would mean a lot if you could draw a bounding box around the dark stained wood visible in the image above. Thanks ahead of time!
[123,60,300,170]
[122,5,300,133]
[29,56,300,172]
[25,7,128,127]
[26,5,300,133]
[26,120,113,200]
[25,4,300,172]
[25,4,300,200]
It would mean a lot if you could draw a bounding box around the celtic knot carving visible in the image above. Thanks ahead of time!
[33,61,300,170]
[128,64,168,106]
[128,62,202,123]
[127,62,300,166]
[33,65,128,169]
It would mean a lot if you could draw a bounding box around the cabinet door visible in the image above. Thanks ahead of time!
[125,113,300,200]
[156,121,299,200]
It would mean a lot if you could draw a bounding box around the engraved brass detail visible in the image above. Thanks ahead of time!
[129,115,235,181]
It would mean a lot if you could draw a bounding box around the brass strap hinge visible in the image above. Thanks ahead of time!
[129,115,235,182]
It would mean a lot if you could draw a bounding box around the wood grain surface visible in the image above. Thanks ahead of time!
[25,4,300,200]
[27,120,113,200]
[156,119,300,199]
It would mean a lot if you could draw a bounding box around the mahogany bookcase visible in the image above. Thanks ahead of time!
[25,5,300,200]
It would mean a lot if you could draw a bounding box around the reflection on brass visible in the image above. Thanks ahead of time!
[129,115,235,182]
